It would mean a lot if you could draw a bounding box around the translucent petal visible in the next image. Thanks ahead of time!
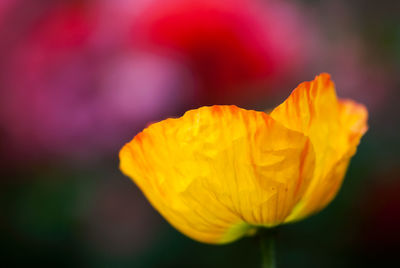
[270,74,368,221]
[120,105,315,243]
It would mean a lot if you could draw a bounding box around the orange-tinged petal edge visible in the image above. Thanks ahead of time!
[270,73,368,222]
[120,105,315,243]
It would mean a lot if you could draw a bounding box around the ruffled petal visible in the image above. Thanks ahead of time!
[270,74,368,222]
[120,105,315,243]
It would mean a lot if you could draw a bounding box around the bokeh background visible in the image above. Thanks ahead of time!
[1,0,399,267]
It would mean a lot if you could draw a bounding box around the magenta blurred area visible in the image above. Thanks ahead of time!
[0,0,316,163]
[0,0,188,162]
[0,0,399,267]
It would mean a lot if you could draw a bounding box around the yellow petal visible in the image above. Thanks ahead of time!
[120,105,315,244]
[270,73,368,222]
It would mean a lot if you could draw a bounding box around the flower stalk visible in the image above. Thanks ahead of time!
[259,229,276,268]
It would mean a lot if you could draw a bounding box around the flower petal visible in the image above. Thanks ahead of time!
[120,105,315,243]
[270,73,368,222]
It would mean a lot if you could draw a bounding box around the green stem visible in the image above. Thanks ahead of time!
[259,229,276,268]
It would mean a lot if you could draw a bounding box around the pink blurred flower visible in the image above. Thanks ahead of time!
[0,0,313,162]
[133,0,312,103]
[0,2,184,162]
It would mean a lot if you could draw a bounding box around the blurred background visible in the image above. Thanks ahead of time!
[0,0,399,267]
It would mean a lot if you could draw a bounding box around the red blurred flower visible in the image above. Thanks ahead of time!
[134,0,311,103]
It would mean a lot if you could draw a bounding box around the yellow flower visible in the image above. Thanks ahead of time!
[119,74,368,244]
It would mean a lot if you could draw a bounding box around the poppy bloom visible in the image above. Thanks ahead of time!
[119,74,368,244]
